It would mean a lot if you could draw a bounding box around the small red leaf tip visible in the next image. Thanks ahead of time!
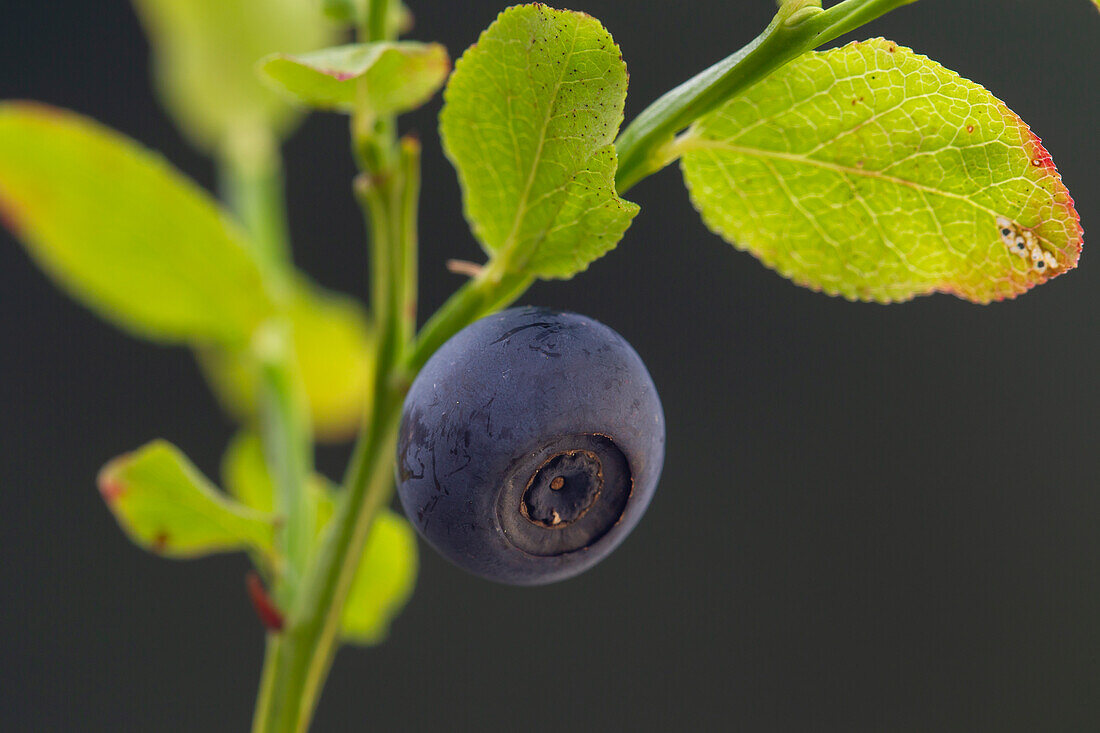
[96,460,127,502]
[246,572,285,632]
[1019,124,1084,259]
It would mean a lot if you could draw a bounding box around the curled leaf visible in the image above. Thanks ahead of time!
[98,440,275,559]
[259,42,450,115]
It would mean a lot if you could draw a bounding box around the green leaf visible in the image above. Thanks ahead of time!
[98,440,275,559]
[131,0,338,151]
[200,283,375,441]
[0,104,275,342]
[221,431,416,643]
[259,42,450,115]
[221,430,329,535]
[222,431,276,514]
[679,39,1082,303]
[439,4,639,279]
[340,508,417,645]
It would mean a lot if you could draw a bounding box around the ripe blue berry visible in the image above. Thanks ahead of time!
[396,307,665,585]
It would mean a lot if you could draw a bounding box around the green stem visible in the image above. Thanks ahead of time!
[614,0,919,193]
[321,0,355,22]
[219,128,294,299]
[251,636,281,732]
[359,174,396,346]
[405,261,532,376]
[220,128,317,729]
[250,157,414,727]
[256,385,404,733]
[364,0,390,40]
[256,322,314,598]
[250,2,419,728]
[396,137,421,356]
[218,128,313,597]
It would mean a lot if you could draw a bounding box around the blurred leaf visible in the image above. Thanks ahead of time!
[222,431,276,514]
[340,508,417,645]
[439,4,638,279]
[200,283,374,441]
[0,103,275,343]
[222,431,416,642]
[98,440,275,559]
[131,0,338,151]
[221,430,331,537]
[680,39,1082,303]
[259,42,449,114]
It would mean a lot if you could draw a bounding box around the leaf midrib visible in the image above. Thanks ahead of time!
[496,13,582,261]
[679,137,1057,248]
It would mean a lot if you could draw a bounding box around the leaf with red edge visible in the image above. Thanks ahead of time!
[99,440,275,559]
[680,39,1082,303]
[259,42,450,115]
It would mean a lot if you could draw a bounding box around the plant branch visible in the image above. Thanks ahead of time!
[255,322,314,599]
[252,157,410,726]
[219,128,294,299]
[405,261,532,377]
[218,128,313,598]
[396,137,420,356]
[256,381,404,733]
[250,1,425,729]
[614,0,919,193]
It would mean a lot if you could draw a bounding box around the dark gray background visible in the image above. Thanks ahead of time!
[2,1,1098,730]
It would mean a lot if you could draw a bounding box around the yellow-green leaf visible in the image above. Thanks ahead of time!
[221,430,332,538]
[131,0,338,151]
[98,440,275,559]
[0,104,275,343]
[221,431,276,514]
[340,509,418,645]
[680,39,1083,303]
[259,42,450,115]
[200,283,374,441]
[439,4,638,279]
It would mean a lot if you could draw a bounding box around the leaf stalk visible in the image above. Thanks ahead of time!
[614,0,919,193]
